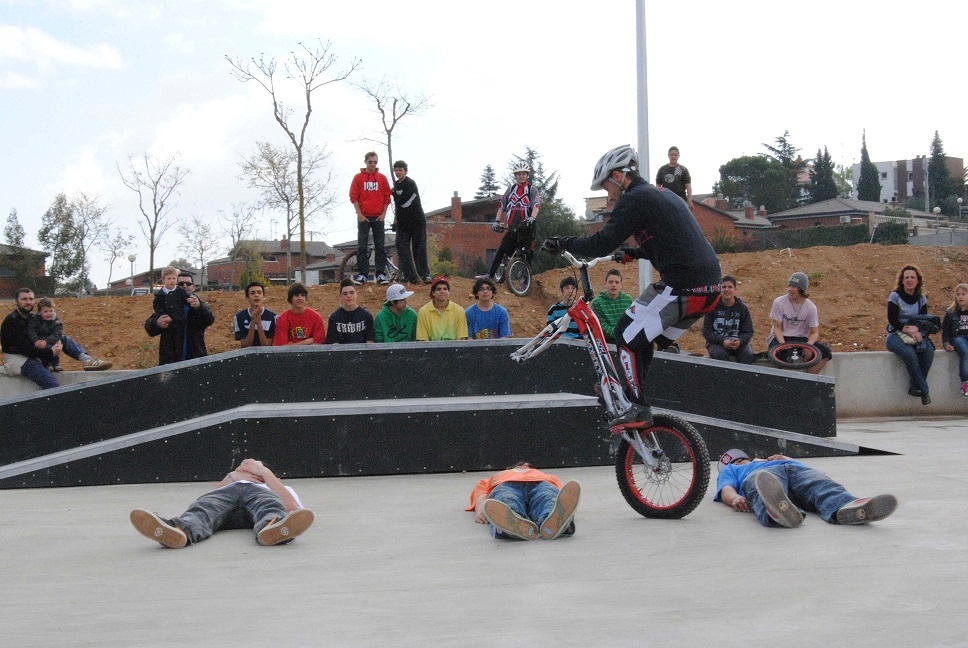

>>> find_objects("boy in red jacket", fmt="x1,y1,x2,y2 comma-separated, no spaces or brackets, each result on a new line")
349,151,392,286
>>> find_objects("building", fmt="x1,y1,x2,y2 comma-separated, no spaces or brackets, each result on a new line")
851,155,964,205
206,239,339,288
767,198,941,230
0,244,49,296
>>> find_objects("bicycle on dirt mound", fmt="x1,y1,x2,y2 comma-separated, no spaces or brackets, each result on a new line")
337,246,403,285
492,221,536,297
510,249,710,519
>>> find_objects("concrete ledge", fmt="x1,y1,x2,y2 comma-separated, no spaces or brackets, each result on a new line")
0,368,128,397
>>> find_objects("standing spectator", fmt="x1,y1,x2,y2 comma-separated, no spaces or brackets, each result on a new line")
886,264,936,405
546,276,581,339
416,276,468,341
391,160,431,285
177,271,213,358
465,277,511,340
27,297,65,372
273,283,325,346
374,283,418,343
591,268,633,343
478,161,540,280
767,272,831,375
942,283,968,398
1,288,110,390
702,275,755,364
349,151,392,286
325,279,375,344
144,269,214,365
234,282,276,347
654,145,692,207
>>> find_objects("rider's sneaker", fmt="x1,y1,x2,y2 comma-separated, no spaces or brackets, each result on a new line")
835,494,898,525
750,471,803,528
376,274,390,285
353,274,367,286
539,480,580,540
607,403,653,431
483,499,537,540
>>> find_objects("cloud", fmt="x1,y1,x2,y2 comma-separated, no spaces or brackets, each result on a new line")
0,70,41,88
0,24,123,70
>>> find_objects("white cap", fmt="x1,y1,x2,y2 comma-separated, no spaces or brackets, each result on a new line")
718,448,750,473
386,283,414,302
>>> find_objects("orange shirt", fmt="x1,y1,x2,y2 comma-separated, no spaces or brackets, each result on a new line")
465,467,563,511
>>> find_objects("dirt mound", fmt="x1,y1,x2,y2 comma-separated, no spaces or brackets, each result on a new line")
5,244,966,370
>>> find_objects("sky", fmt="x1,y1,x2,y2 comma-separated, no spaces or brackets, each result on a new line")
2,0,966,287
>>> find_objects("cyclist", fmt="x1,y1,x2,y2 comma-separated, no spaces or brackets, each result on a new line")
544,145,721,428
477,161,540,280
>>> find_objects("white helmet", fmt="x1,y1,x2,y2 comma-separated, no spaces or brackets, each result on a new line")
590,145,638,191
512,161,531,175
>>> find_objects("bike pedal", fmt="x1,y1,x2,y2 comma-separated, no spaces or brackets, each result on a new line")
608,420,652,436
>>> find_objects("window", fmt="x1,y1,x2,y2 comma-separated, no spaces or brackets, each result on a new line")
880,172,888,179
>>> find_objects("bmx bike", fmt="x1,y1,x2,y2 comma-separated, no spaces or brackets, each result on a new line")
510,249,710,519
491,222,535,297
768,341,822,371
338,245,403,285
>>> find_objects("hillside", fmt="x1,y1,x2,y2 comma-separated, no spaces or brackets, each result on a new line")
4,244,967,370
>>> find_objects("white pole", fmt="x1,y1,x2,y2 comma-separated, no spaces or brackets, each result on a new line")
635,0,653,292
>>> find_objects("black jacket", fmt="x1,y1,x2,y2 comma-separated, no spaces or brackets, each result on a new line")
144,295,214,365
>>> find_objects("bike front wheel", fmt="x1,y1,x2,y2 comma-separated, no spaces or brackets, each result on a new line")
506,258,532,297
614,413,710,519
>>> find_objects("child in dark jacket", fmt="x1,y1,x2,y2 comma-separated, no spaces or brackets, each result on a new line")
941,282,968,398
27,297,64,371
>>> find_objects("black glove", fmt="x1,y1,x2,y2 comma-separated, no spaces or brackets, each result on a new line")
619,247,642,264
542,237,574,256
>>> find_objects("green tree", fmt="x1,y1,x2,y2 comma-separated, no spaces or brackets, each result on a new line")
475,164,500,199
928,130,958,215
856,131,881,202
4,208,25,246
714,155,797,212
237,243,269,289
808,147,839,203
834,164,853,198
37,193,83,290
532,200,584,273
3,208,40,287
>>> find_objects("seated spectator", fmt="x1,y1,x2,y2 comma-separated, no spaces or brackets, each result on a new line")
467,462,580,541
130,458,314,548
591,268,632,342
144,268,214,365
886,264,941,406
234,282,276,347
374,283,418,343
1,288,111,390
273,283,325,346
416,276,468,341
326,279,375,344
702,275,754,364
766,271,831,375
547,276,581,339
465,277,511,340
27,297,65,372
715,448,898,529
942,282,968,398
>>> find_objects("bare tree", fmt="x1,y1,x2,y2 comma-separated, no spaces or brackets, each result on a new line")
356,76,430,165
219,202,258,289
177,214,220,285
226,40,359,277
71,192,111,294
118,153,189,288
99,228,135,286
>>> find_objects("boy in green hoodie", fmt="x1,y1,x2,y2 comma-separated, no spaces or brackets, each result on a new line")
374,283,418,342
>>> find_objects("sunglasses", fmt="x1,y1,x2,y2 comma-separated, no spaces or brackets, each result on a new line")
178,281,194,287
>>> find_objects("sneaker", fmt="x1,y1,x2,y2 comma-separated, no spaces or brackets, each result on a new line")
908,387,922,397
82,358,112,371
422,276,433,284
836,494,898,525
376,273,390,285
474,274,491,280
607,403,653,431
353,274,367,286
962,382,968,398
257,508,315,546
751,471,803,528
130,509,187,548
482,499,537,540
539,480,581,540
51,364,64,373
921,393,931,406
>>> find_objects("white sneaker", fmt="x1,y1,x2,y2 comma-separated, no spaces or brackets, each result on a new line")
376,274,389,285
352,274,367,286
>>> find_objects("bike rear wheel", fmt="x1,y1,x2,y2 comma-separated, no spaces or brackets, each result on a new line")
769,342,822,370
614,413,710,519
506,258,532,297
338,251,358,279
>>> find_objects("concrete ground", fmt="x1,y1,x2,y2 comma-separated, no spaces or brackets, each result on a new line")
1,418,965,648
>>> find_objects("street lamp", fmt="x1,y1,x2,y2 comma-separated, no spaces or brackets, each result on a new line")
128,254,137,295
958,197,963,221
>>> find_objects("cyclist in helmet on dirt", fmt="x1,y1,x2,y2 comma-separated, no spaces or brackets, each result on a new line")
478,161,540,281
544,145,722,428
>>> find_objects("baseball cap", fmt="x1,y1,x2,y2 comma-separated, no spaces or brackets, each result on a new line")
386,283,414,302
718,448,750,473
429,275,449,295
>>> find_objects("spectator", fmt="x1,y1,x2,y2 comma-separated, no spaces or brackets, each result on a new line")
478,161,539,280
349,151,392,286
416,276,468,341
1,288,111,389
654,145,692,207
702,275,755,364
766,271,831,375
234,282,277,347
326,279,375,344
130,458,314,548
715,448,898,529
27,297,65,372
374,283,418,343
391,160,431,285
144,269,214,365
942,282,968,398
273,283,325,346
885,264,936,405
465,277,511,340
591,268,633,343
547,276,581,339
467,462,580,541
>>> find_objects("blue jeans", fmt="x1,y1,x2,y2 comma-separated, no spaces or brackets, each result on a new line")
951,336,968,382
20,335,87,389
487,481,575,539
742,463,856,527
886,332,934,394
171,482,288,545
356,217,388,276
